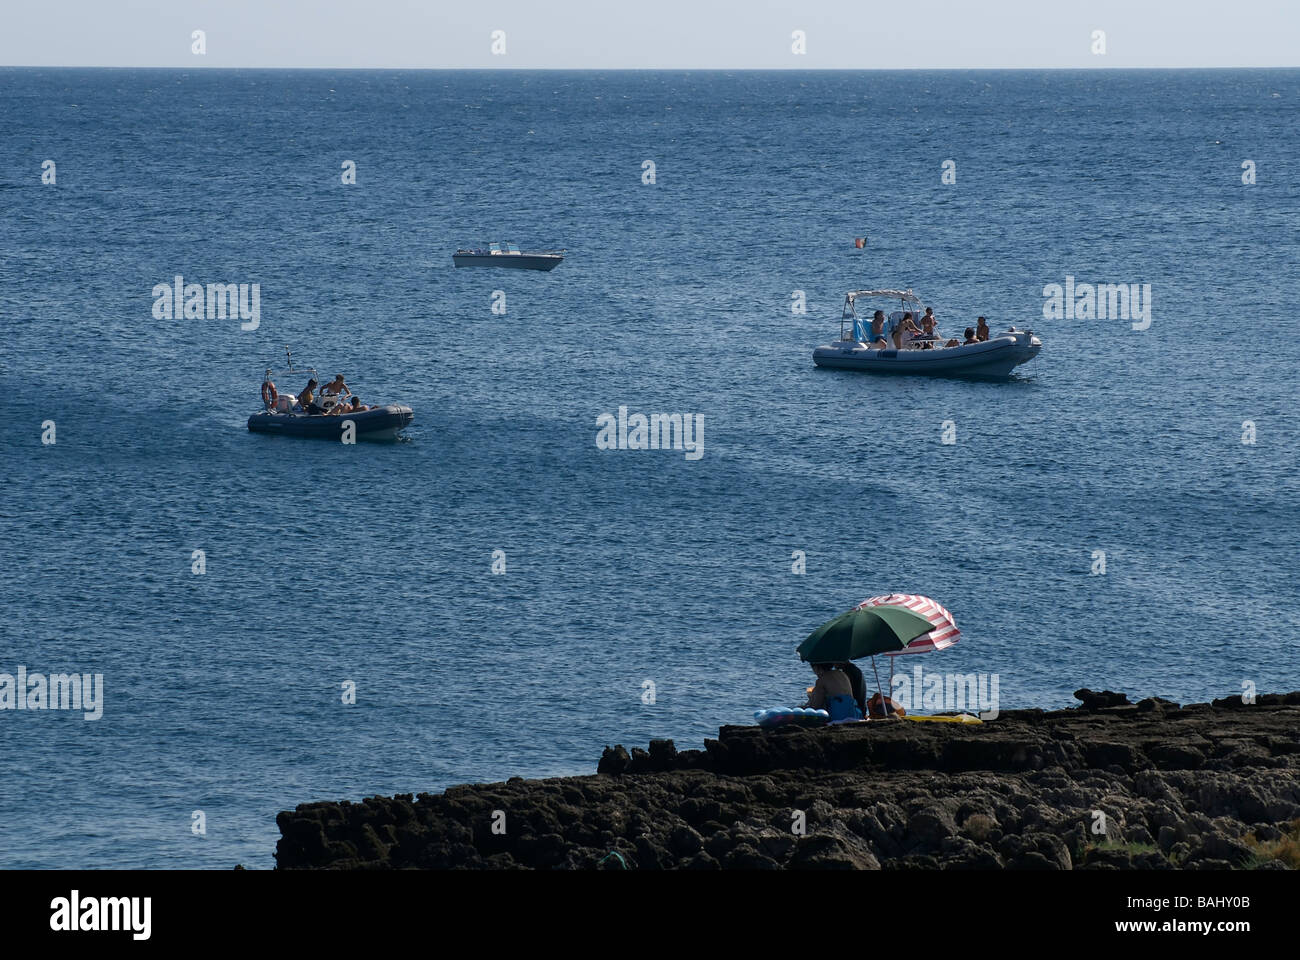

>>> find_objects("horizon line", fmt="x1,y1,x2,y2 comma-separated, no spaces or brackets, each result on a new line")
3,64,1299,72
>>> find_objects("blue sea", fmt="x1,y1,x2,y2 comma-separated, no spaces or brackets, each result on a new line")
2,68,1298,869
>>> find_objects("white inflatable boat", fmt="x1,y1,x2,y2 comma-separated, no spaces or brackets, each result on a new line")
812,289,1041,378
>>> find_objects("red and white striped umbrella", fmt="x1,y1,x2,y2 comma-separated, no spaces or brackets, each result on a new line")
856,594,960,655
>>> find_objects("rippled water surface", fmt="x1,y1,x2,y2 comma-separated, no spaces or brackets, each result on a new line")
2,68,1298,867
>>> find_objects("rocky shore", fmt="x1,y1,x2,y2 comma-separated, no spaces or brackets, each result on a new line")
275,692,1300,869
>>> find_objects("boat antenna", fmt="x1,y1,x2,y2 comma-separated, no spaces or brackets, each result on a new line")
284,345,293,373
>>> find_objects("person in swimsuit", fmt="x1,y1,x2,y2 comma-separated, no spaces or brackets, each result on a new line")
918,314,941,348
976,316,990,342
963,327,978,345
322,374,351,400
893,314,922,349
332,395,370,415
803,663,865,721
868,309,889,347
297,378,325,415
836,661,868,718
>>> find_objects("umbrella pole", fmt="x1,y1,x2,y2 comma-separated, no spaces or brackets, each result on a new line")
870,656,887,718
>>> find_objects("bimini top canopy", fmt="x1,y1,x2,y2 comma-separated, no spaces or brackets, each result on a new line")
839,289,927,338
845,289,921,303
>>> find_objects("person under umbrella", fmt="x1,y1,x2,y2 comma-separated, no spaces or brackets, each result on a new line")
797,602,935,718
837,660,868,717
801,663,864,722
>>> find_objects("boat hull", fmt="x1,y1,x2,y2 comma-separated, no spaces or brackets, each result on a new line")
813,332,1041,378
452,254,562,271
247,404,414,441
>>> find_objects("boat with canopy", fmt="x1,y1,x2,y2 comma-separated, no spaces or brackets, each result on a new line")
813,289,1041,377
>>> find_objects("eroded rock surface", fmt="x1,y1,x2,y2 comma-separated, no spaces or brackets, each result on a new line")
275,693,1300,869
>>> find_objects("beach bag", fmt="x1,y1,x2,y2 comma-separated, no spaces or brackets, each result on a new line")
867,693,905,718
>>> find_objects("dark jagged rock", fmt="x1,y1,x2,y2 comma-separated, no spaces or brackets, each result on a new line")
1073,689,1132,710
597,745,630,775
276,693,1300,870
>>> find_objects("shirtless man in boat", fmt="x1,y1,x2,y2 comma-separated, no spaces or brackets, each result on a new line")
867,309,889,347
296,378,325,415
919,311,942,348
976,316,990,342
321,374,352,401
331,395,371,415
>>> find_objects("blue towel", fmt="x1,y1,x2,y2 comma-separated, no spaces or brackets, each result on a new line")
826,694,864,722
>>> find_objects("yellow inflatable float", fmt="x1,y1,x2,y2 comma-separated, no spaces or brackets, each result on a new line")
902,713,983,724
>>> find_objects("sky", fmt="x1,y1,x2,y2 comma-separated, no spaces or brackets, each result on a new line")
0,0,1297,69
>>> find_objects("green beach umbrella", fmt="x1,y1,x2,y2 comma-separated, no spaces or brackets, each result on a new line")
797,604,936,718
797,604,935,664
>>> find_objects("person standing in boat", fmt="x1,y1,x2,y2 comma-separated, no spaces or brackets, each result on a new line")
976,316,990,342
321,374,352,404
919,311,941,344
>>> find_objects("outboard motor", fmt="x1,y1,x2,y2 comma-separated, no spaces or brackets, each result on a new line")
1009,328,1042,360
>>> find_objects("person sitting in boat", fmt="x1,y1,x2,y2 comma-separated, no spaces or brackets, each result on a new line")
332,395,370,415
296,378,326,415
893,313,923,349
802,663,864,722
867,309,889,347
962,327,978,345
976,316,990,341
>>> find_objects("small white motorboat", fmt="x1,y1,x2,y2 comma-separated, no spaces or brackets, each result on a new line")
813,289,1041,378
452,242,564,271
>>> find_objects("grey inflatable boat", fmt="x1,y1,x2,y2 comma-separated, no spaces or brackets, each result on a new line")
247,404,413,441
247,355,413,441
813,289,1042,378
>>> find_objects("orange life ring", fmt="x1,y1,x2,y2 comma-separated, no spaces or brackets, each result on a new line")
261,381,278,407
